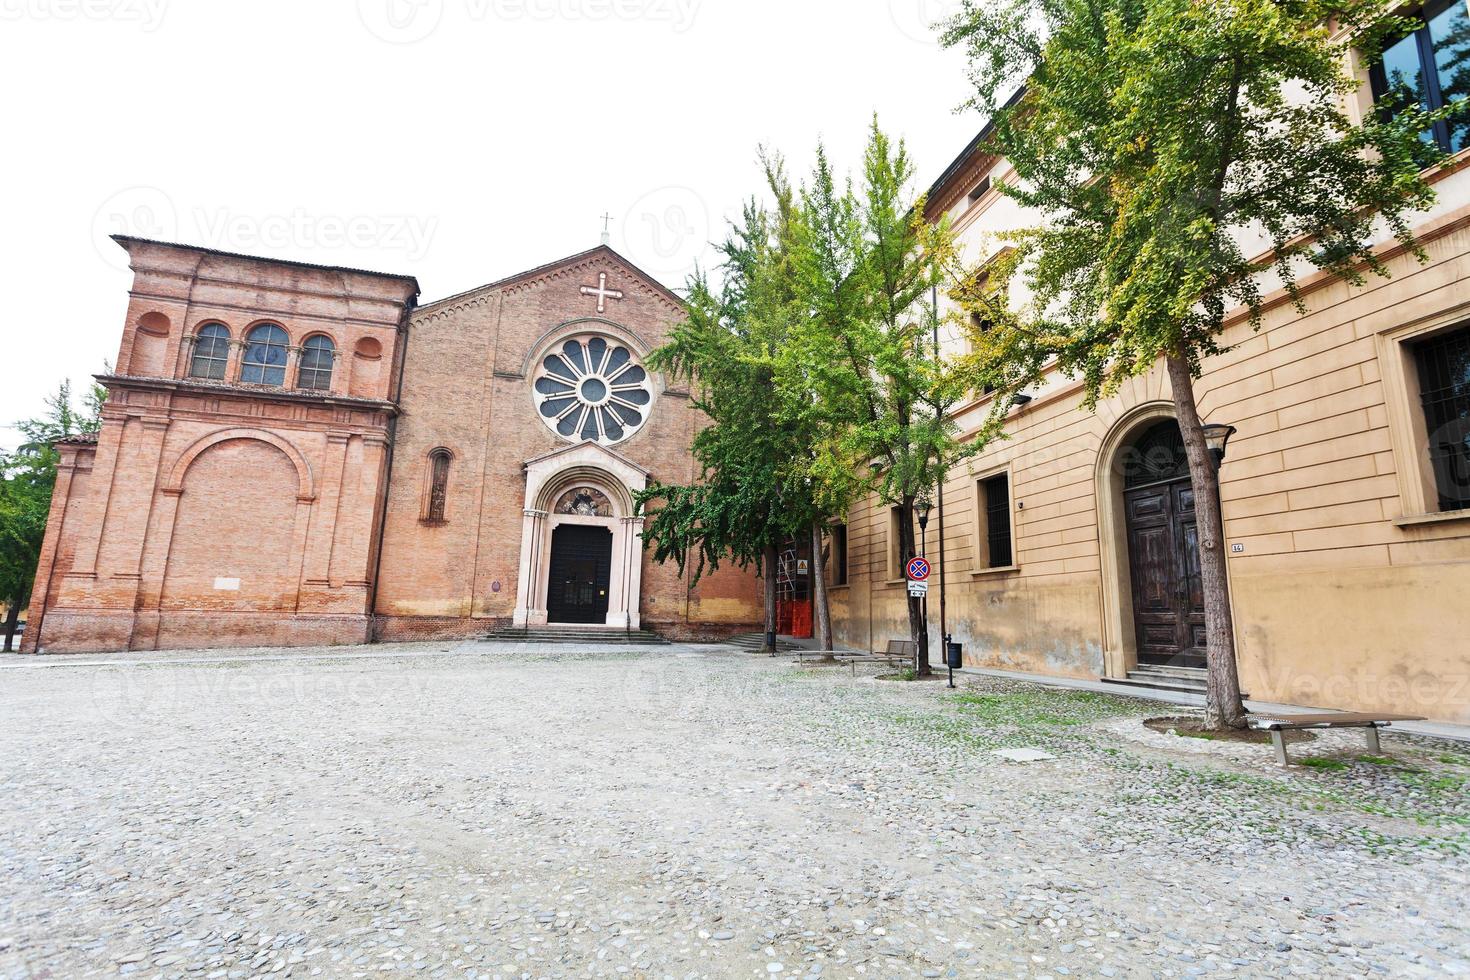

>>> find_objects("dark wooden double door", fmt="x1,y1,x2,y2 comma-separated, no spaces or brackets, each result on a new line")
1124,477,1207,668
547,524,612,624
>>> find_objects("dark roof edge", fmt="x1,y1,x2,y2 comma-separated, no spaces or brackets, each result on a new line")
416,244,687,315
923,85,1029,208
112,235,422,294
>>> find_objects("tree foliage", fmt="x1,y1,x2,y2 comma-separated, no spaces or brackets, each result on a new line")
782,120,981,671
942,0,1451,400
636,158,813,585
941,0,1451,722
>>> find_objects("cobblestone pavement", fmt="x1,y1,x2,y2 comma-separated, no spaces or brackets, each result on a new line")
1,641,1467,979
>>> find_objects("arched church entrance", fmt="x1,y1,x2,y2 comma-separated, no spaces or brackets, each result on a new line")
1120,419,1206,668
513,442,648,630
546,489,615,624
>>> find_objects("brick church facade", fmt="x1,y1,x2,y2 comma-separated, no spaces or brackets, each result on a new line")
22,237,762,653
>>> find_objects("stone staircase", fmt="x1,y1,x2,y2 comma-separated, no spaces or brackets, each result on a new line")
1100,664,1248,698
724,631,804,654
483,625,670,646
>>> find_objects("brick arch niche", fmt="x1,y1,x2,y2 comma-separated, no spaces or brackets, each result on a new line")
512,442,648,629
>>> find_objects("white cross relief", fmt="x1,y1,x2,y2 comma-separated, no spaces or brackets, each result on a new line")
579,272,625,314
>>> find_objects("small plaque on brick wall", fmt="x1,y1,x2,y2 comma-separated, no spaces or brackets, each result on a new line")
213,577,241,591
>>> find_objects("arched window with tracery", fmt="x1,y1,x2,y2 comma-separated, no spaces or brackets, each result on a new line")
189,322,231,380
297,335,335,391
425,449,452,523
241,323,289,386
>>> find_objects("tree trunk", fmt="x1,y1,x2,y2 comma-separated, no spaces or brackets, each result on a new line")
2,602,20,653
810,520,834,660
897,498,931,676
1167,352,1248,730
763,542,779,654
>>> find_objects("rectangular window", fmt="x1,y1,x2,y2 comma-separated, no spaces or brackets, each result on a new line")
1412,325,1470,511
976,474,1014,569
888,507,905,580
828,523,849,586
967,175,992,203
1371,0,1470,159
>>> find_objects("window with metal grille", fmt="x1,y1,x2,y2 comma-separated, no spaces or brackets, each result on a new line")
189,323,230,380
425,449,451,522
980,474,1013,568
240,323,289,386
297,335,335,390
1412,325,1470,511
828,523,849,586
1371,0,1470,160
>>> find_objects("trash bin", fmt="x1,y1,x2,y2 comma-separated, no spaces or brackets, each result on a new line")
946,640,963,669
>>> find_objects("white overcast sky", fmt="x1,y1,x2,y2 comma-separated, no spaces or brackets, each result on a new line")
0,0,981,449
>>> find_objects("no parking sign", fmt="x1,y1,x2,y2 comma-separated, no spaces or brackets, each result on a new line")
906,557,930,581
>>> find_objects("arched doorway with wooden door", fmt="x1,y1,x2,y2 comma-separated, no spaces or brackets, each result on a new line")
1119,419,1207,670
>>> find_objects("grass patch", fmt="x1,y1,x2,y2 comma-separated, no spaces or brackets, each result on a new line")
1357,755,1396,766
1300,757,1349,772
950,688,1138,729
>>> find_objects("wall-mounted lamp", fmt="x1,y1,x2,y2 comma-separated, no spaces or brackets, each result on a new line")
1202,423,1237,468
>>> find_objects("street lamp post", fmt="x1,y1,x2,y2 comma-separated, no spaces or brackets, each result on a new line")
914,498,932,674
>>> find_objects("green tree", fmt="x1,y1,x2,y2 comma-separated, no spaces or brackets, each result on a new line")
0,378,105,650
787,121,979,674
637,159,828,652
942,0,1451,725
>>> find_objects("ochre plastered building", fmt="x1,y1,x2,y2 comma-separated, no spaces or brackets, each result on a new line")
23,237,761,654
828,79,1470,724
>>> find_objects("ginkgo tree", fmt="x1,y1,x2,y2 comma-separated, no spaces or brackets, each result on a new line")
783,121,980,674
942,0,1456,725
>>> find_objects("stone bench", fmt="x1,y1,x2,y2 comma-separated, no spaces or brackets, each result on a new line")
1247,711,1425,767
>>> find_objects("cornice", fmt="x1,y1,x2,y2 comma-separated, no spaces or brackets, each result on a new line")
97,374,400,415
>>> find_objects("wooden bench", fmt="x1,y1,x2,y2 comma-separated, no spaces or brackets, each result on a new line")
837,639,917,677
1247,711,1426,767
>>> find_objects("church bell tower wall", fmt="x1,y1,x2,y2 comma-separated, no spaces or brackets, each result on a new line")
23,238,419,654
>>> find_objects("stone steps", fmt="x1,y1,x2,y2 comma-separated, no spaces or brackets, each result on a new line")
725,631,803,653
483,626,670,646
1100,665,1248,698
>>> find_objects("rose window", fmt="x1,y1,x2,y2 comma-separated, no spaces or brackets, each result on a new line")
534,336,652,445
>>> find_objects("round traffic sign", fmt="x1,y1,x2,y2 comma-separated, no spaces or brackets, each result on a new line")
907,557,930,581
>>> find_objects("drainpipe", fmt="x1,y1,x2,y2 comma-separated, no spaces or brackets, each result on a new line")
932,283,948,651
